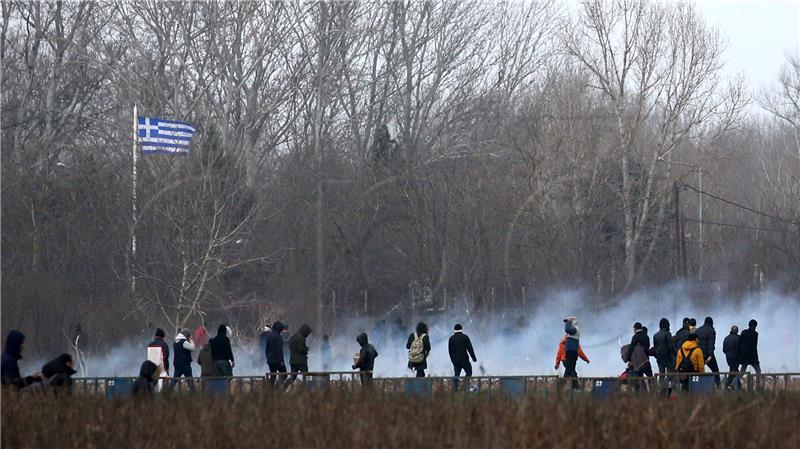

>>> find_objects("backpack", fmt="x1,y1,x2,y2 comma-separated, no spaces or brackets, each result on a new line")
677,348,696,373
408,333,426,364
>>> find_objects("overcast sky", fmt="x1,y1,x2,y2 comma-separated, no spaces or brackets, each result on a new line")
693,0,799,90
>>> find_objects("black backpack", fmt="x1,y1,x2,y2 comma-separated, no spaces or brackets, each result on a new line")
677,348,696,373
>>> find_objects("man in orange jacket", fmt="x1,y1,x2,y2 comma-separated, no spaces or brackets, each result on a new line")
555,316,590,389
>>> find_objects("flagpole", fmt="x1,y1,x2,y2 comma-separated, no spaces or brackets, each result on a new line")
131,105,138,298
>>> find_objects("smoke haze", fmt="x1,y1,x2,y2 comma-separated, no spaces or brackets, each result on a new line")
22,285,799,379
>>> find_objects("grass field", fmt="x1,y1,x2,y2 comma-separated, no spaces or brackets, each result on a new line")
3,389,799,448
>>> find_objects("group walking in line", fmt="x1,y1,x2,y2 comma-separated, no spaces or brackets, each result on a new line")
603,315,762,395
1,311,762,397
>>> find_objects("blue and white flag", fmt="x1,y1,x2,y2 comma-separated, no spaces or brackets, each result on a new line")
137,116,196,155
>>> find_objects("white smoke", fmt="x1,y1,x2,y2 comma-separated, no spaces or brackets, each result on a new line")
19,284,800,378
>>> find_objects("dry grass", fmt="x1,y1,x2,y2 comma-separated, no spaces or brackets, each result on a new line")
3,389,799,449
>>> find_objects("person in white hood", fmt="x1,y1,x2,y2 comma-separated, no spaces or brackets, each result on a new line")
171,328,196,391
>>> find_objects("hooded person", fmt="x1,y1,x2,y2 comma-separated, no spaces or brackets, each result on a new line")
266,321,288,384
209,324,235,377
723,325,741,390
672,317,691,355
555,316,589,390
258,325,272,360
653,318,675,374
448,324,477,391
675,333,705,393
406,322,431,377
146,328,170,389
171,329,196,391
197,342,215,377
41,353,77,394
738,319,761,388
286,324,312,387
353,333,379,385
695,316,720,386
132,360,158,397
1,330,42,388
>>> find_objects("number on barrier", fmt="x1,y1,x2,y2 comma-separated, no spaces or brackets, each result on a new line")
108,380,115,386
691,376,699,382
595,380,603,387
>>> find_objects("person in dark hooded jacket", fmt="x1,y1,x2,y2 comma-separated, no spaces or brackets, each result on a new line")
406,322,431,377
266,321,287,385
672,317,691,355
739,319,761,388
353,333,378,385
1,330,42,388
652,318,675,374
209,325,235,377
695,316,720,386
286,324,312,386
41,353,76,394
132,360,158,397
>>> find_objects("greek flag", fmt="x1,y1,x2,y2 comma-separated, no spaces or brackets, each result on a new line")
137,116,196,155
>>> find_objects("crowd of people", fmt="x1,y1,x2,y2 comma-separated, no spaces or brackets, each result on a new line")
0,313,763,397
608,316,762,393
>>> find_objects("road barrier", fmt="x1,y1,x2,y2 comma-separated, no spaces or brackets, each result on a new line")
71,371,800,398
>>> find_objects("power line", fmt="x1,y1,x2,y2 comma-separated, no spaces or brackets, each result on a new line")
682,183,799,226
682,217,785,233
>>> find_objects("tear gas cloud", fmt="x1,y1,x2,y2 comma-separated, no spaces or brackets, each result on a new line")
26,285,799,378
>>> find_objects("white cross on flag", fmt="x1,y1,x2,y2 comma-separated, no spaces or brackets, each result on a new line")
137,116,196,155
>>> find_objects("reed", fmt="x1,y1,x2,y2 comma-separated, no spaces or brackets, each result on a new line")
3,390,798,448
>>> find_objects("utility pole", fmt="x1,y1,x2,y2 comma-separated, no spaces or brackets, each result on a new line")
316,181,323,332
673,182,688,279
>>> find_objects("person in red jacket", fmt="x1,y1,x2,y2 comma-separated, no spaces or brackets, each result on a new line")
555,316,589,389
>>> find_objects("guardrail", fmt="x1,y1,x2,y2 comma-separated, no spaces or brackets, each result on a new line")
70,371,800,399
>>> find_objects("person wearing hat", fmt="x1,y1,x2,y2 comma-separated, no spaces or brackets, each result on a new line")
448,324,477,391
624,322,653,382
146,328,170,390
555,316,589,390
171,328,196,391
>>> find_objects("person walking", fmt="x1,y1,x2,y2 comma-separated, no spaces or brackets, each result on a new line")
675,333,705,393
209,325,235,377
738,319,761,389
147,328,170,390
197,343,215,377
352,333,378,385
652,318,675,394
672,317,691,356
266,321,288,385
1,330,42,388
321,335,332,371
258,325,271,364
555,316,589,390
286,324,312,387
448,324,477,391
723,325,741,391
407,322,431,377
695,316,720,387
172,329,196,391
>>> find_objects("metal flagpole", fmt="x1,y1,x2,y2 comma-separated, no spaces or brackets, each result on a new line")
131,105,138,297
